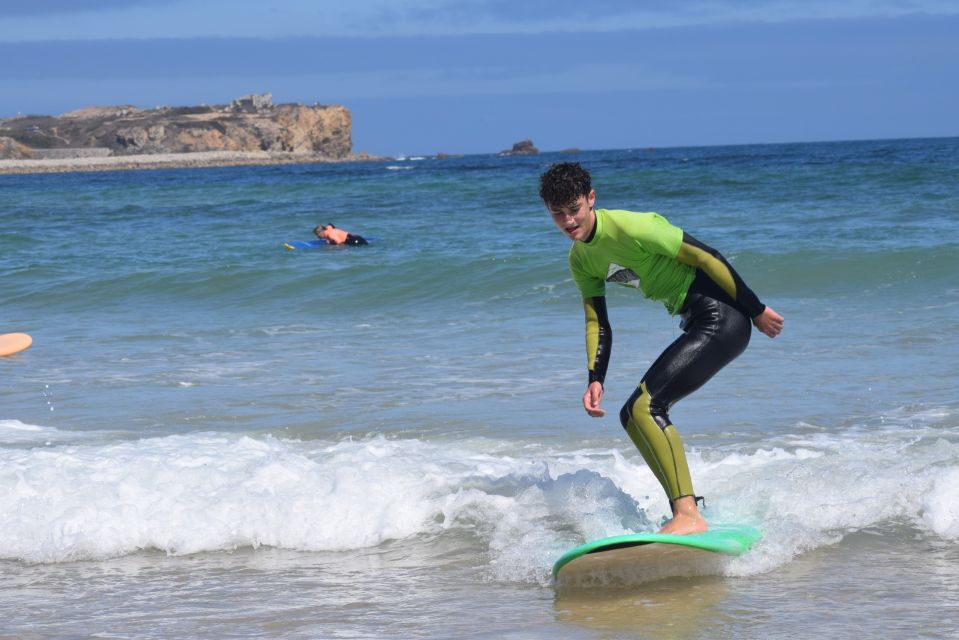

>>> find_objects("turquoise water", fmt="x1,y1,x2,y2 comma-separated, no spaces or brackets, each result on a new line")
2,138,959,638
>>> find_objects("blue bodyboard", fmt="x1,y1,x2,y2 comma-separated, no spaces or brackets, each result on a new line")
283,238,376,250
283,239,328,250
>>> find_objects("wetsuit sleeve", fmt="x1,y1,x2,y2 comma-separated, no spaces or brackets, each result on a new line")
584,296,612,386
676,232,765,318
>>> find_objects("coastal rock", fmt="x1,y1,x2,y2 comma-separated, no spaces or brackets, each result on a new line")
0,136,33,159
115,125,167,152
0,95,352,159
499,139,539,156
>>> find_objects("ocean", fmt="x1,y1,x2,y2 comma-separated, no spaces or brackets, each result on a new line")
1,137,958,639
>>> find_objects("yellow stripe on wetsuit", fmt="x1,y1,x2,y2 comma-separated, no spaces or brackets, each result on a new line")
584,297,611,385
675,232,765,318
676,243,737,301
620,382,695,501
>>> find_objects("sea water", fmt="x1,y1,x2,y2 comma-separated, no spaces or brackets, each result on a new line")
1,138,958,639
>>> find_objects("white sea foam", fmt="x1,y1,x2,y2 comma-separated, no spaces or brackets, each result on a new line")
0,419,83,446
921,467,959,539
2,421,957,587
1,433,445,563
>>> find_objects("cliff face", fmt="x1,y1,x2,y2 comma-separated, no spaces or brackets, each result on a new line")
0,96,352,159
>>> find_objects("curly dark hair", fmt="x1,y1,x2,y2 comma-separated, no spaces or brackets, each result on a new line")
539,162,592,207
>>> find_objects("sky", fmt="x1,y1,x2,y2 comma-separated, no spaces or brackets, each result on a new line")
1,0,957,156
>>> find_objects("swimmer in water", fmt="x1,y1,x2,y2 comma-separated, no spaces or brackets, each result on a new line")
314,223,369,246
540,162,784,535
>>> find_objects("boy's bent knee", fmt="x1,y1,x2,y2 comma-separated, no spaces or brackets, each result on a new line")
621,384,671,431
619,386,644,429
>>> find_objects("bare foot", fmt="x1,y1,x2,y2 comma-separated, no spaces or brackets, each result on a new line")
658,512,708,535
657,496,708,535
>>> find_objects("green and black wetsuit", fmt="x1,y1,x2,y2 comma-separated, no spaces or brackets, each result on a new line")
569,209,765,505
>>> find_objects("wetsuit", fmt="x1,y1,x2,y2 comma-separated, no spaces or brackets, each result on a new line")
569,209,765,506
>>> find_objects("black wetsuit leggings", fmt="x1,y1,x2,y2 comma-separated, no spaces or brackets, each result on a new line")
618,272,752,503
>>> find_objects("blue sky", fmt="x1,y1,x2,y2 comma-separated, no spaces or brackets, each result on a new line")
2,0,957,155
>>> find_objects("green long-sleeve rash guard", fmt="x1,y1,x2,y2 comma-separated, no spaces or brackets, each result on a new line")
570,209,765,386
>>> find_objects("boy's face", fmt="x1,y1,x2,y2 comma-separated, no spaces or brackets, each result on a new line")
546,189,596,242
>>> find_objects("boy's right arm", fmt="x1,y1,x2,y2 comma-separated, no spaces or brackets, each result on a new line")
583,296,611,417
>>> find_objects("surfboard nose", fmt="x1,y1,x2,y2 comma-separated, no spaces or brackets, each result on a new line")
0,332,33,357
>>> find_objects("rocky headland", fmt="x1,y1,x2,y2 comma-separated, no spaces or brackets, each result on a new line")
0,93,369,174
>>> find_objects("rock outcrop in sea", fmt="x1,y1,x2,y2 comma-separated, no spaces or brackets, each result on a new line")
0,93,352,160
499,139,539,156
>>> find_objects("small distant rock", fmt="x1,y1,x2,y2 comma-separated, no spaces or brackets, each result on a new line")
499,139,539,156
560,147,580,154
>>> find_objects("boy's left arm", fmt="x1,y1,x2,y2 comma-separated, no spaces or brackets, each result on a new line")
676,232,784,337
675,232,765,317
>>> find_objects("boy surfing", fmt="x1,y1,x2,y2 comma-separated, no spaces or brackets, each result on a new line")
540,163,783,535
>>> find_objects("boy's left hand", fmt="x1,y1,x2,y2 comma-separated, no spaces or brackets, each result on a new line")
753,306,784,338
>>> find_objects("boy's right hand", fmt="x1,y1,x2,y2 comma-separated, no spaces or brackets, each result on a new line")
583,381,606,417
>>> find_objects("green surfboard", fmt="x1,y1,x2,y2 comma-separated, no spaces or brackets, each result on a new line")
553,525,761,578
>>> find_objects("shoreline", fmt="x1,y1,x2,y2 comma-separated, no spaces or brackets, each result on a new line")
0,150,384,175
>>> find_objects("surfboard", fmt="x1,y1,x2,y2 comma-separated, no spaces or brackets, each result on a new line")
0,333,33,357
284,239,328,250
553,525,761,579
283,238,377,250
